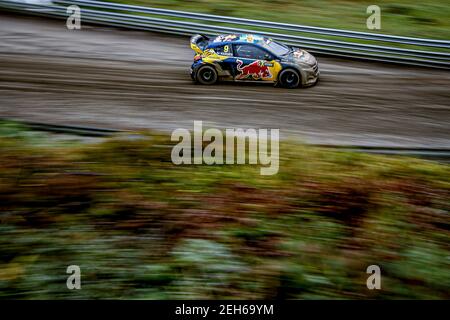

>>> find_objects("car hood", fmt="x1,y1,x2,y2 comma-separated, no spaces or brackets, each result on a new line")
284,48,316,66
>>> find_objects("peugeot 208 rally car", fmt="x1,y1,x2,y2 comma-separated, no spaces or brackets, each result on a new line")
190,34,319,88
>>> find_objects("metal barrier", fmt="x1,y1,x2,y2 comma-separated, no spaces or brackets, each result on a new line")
1,118,449,160
1,0,449,68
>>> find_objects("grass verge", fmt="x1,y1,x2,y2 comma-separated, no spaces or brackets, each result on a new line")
0,121,448,299
105,0,450,40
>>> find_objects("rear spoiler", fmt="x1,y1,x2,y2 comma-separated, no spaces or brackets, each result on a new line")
190,34,210,54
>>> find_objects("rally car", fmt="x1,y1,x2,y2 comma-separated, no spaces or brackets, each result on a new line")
190,34,319,88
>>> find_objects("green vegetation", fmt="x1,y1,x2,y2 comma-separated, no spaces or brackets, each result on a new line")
106,0,450,40
0,122,449,299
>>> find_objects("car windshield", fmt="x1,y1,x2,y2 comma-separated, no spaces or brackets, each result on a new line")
263,39,290,56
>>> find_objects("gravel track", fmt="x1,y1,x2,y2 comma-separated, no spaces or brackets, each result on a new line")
1,12,449,147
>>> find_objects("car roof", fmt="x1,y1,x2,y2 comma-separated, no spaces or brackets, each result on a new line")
208,34,268,47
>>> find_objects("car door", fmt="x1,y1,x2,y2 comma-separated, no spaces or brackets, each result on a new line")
208,44,236,81
232,43,279,81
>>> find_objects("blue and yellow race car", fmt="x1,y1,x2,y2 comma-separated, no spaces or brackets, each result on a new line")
190,34,319,88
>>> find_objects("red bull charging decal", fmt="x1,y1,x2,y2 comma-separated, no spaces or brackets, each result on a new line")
236,59,272,80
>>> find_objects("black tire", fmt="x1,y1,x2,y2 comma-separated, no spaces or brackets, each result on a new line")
196,65,218,85
278,68,301,89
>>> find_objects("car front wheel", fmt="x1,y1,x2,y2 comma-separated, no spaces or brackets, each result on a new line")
278,69,301,89
196,65,218,85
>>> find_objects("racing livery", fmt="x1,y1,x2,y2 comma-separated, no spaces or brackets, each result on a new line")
236,59,272,80
190,33,319,88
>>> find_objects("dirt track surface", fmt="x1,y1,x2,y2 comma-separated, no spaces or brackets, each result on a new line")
0,13,449,147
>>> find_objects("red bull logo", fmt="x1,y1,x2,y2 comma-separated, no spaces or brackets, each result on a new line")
236,59,272,80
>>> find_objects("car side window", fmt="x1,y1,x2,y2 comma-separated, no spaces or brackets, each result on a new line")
214,44,233,56
234,44,272,60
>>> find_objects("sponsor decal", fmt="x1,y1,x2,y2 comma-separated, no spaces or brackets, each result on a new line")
236,59,272,80
214,34,238,42
224,34,238,41
293,50,304,58
202,49,215,57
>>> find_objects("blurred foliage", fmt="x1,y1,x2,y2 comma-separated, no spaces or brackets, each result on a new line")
0,122,449,299
106,0,450,40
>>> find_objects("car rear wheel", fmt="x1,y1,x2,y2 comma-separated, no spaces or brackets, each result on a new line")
278,69,301,89
196,65,218,85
